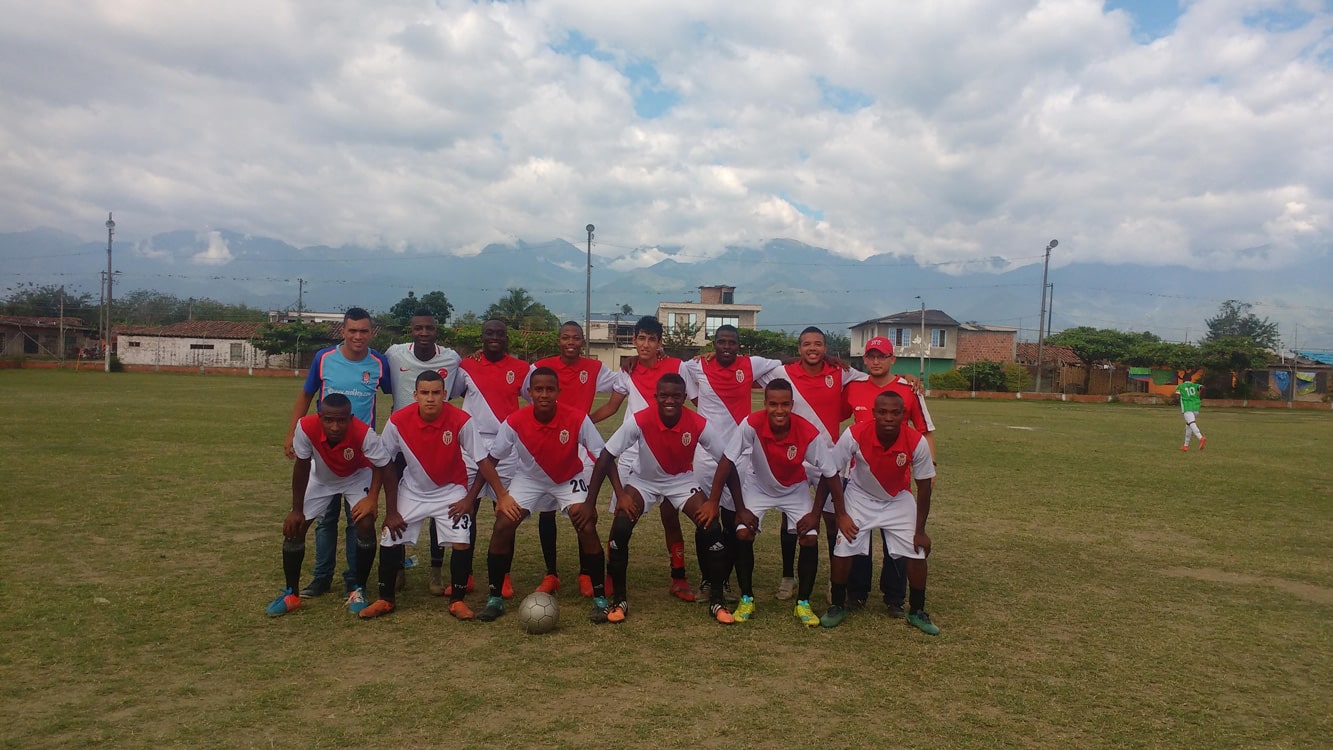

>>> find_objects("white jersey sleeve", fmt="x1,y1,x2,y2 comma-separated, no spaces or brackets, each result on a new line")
696,419,726,462
596,364,619,394
488,421,518,464
610,369,630,396
293,421,315,460
912,436,936,481
579,415,607,456
603,416,642,459
519,364,537,402
723,419,757,464
804,432,838,479
457,418,482,475
830,427,857,473
750,356,785,383
379,420,403,457
359,429,391,468
842,367,869,385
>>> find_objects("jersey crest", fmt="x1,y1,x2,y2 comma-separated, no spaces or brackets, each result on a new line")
342,447,355,460
896,452,907,467
442,430,454,446
559,429,570,444
735,369,745,383
506,369,516,384
579,370,589,384
786,444,798,460
362,371,371,384
682,432,693,446
824,374,834,388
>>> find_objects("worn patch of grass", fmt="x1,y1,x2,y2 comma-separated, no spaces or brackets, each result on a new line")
1,370,1329,748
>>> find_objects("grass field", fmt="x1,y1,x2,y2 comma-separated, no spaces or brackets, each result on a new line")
1,369,1330,749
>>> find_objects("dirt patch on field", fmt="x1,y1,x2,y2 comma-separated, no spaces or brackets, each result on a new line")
1161,567,1333,605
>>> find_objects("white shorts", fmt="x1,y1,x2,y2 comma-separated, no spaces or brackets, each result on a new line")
381,485,472,547
832,489,924,560
508,468,593,515
302,489,365,521
1183,411,1198,426
694,449,735,511
622,472,703,517
737,476,817,536
479,461,516,501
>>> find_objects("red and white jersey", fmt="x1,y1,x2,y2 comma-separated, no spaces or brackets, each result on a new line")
683,355,784,428
455,354,535,441
604,407,724,486
832,421,935,504
293,414,391,497
380,403,480,502
725,411,836,497
490,403,606,485
758,362,867,440
843,377,935,432
385,342,462,412
533,355,618,415
611,356,697,415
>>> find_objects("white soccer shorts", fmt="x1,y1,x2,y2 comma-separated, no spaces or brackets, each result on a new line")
832,489,924,560
380,485,471,547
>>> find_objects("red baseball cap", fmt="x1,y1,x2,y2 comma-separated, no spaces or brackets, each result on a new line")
865,336,894,356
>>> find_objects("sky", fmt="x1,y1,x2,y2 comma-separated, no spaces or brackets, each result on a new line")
1,0,1330,283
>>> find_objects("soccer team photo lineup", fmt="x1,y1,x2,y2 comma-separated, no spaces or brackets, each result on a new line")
272,309,947,634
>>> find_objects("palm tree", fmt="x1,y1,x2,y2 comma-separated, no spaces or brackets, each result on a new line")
483,287,559,331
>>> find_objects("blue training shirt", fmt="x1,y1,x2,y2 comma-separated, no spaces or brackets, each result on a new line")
304,346,392,427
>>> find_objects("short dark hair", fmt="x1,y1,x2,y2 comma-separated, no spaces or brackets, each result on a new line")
799,326,824,341
560,320,583,332
321,393,352,411
530,366,559,387
764,377,793,396
635,316,664,338
344,307,371,323
411,309,436,320
715,324,739,338
657,372,686,390
875,390,905,405
415,370,443,386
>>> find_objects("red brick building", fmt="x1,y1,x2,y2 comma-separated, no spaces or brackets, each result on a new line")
954,323,1018,366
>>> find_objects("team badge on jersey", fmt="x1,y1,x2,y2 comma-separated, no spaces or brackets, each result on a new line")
579,370,589,384
362,371,371,384
437,367,449,378
682,432,693,446
824,374,834,388
786,444,798,460
506,370,515,384
896,452,907,467
559,429,570,445
735,369,745,383
442,430,454,446
342,447,355,460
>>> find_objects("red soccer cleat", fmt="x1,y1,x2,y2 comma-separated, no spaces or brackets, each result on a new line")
669,578,696,602
535,574,560,595
501,574,515,599
1199,437,1207,451
448,600,475,620
578,574,594,598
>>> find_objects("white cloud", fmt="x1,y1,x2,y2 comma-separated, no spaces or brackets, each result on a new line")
0,0,1329,276
191,230,233,265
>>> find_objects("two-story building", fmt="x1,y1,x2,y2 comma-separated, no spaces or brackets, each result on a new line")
850,309,960,377
656,285,762,346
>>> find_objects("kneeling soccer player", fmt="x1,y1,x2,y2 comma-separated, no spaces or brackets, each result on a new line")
588,373,734,624
825,391,938,633
266,394,393,617
472,367,613,623
708,378,844,626
361,370,488,620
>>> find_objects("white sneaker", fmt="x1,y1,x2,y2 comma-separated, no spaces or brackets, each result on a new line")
775,577,796,600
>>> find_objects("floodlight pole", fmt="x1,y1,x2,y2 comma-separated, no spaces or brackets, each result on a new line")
1034,239,1057,392
585,224,595,357
104,213,115,373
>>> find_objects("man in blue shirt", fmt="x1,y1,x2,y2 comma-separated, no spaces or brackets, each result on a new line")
284,308,391,599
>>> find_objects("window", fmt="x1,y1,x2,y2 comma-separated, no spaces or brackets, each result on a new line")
704,315,739,339
892,328,909,347
673,312,698,329
931,329,947,348
127,341,142,348
230,343,244,362
189,343,215,350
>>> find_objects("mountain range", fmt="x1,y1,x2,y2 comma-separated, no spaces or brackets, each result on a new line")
4,227,1329,350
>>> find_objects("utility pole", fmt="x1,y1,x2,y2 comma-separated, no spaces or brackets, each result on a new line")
297,278,305,321
1034,239,1057,392
1046,283,1054,341
104,213,115,373
585,224,595,357
58,286,65,362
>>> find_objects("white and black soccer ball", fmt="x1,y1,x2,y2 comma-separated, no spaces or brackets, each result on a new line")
517,591,559,634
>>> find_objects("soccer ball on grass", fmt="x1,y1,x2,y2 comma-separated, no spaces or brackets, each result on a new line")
517,591,559,634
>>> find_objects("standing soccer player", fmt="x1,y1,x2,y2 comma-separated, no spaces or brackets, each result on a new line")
454,319,535,598
825,391,938,634
1176,380,1206,451
283,308,391,599
532,321,619,597
681,324,783,600
267,394,394,617
471,367,614,623
591,316,699,602
360,371,487,620
384,310,463,595
708,379,843,626
840,335,936,615
756,326,866,600
588,374,733,623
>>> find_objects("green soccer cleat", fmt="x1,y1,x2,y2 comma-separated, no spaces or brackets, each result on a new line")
266,588,301,617
477,596,506,622
820,605,847,628
907,609,940,636
734,595,755,622
794,600,820,627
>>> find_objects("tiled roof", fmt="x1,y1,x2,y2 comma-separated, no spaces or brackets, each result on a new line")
117,321,266,339
1015,342,1083,366
852,309,960,328
0,315,92,329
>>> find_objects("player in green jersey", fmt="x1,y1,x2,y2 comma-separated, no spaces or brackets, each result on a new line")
1175,380,1206,451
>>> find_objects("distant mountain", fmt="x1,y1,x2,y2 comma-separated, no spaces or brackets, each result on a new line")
3,228,1328,349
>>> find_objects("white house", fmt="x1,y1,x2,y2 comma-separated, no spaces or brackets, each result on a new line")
117,321,295,369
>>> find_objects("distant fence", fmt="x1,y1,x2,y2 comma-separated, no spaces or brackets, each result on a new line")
1,359,305,378
929,389,1332,410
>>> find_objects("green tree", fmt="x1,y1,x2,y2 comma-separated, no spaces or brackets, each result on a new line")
1003,363,1032,392
1127,341,1205,381
662,321,703,359
1204,300,1280,352
250,321,336,359
1201,336,1270,396
387,290,453,329
483,288,558,331
0,283,97,321
454,311,481,326
957,361,1007,391
825,332,852,359
1046,327,1148,393
735,328,796,359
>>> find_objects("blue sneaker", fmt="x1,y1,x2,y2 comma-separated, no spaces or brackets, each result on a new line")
266,588,301,617
477,596,506,622
589,596,611,623
344,586,368,616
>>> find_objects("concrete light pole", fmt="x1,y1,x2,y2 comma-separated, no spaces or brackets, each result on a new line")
585,224,595,357
1034,239,1057,392
104,213,115,373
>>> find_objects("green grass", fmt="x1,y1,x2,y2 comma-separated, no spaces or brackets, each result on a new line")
1,370,1330,748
